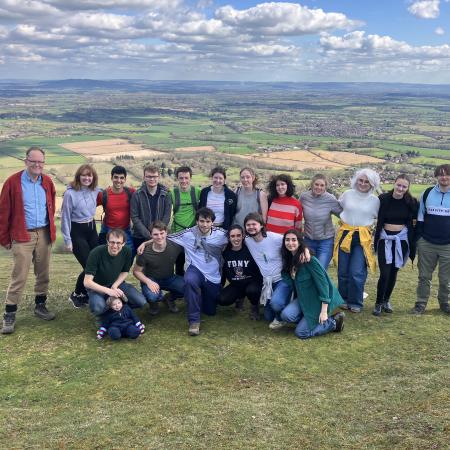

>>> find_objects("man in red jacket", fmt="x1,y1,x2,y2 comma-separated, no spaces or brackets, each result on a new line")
0,147,57,334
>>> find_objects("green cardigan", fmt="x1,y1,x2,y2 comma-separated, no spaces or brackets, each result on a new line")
282,256,344,329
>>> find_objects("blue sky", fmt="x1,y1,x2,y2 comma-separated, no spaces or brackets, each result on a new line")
0,0,449,82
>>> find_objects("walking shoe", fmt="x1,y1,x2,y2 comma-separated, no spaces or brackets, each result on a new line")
1,312,16,334
382,302,393,314
372,303,382,316
340,303,349,310
349,306,361,313
333,312,345,333
69,292,86,308
249,304,260,320
148,302,160,316
188,322,200,336
34,303,55,321
235,297,245,311
439,303,450,315
163,293,179,313
411,303,426,315
269,318,286,330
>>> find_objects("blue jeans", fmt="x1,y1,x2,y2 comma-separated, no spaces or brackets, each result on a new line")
88,282,146,316
303,237,334,270
141,274,185,302
263,279,293,321
184,266,221,324
280,301,336,339
337,231,367,309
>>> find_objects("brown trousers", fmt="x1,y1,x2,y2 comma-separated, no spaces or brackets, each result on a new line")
6,227,52,305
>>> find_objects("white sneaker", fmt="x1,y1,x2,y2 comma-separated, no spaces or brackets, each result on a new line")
269,318,286,330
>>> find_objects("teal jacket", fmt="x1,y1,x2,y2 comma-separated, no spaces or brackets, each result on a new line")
282,256,344,329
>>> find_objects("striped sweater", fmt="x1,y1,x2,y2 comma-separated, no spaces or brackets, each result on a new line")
266,196,303,235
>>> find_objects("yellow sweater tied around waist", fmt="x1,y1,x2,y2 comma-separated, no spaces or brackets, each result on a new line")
333,223,377,273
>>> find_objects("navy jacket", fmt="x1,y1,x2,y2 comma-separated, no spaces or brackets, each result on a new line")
199,184,237,230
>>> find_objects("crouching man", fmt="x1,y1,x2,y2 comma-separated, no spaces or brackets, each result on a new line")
84,228,146,318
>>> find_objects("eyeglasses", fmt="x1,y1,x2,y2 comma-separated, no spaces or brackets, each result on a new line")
107,240,124,246
26,159,45,165
145,175,159,179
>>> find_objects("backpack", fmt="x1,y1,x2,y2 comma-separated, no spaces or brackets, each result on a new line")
422,186,433,216
173,186,198,214
101,187,133,221
236,186,262,214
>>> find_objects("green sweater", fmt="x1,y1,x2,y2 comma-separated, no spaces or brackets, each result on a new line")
282,256,344,329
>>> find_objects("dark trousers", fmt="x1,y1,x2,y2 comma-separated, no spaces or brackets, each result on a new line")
184,265,221,324
108,324,140,340
71,221,98,295
175,251,186,276
376,238,408,304
218,280,262,306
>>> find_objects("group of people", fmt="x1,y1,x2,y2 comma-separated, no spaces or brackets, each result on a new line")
1,146,449,340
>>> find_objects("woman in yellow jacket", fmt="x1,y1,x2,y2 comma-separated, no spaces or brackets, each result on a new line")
333,169,381,312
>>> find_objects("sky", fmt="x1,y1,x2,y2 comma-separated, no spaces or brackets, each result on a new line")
0,0,450,83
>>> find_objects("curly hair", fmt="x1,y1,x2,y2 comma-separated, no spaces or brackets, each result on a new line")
267,173,295,201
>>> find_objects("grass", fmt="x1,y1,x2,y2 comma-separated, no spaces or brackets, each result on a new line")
0,251,448,449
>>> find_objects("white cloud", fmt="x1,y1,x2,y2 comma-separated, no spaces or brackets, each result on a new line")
407,0,440,19
435,26,445,35
216,2,361,35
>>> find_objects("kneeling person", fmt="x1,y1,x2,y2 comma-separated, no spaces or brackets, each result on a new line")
133,221,184,314
84,228,146,317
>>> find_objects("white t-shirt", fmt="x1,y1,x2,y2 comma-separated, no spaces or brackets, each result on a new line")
169,226,228,284
245,232,283,281
207,190,225,225
339,189,380,227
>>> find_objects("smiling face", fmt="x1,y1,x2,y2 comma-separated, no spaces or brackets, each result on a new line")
177,171,191,191
151,227,167,246
276,180,288,197
80,170,94,188
107,234,125,256
229,228,243,250
437,172,450,190
312,178,327,196
284,232,300,254
111,173,126,192
392,177,410,199
240,170,254,189
356,175,372,193
245,219,262,237
212,173,225,190
197,215,213,235
25,149,45,179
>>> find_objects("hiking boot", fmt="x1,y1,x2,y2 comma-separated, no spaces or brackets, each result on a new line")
69,292,86,308
34,303,55,321
333,312,345,333
269,318,286,330
372,303,382,317
148,302,160,316
411,303,426,315
235,297,245,311
163,293,179,313
382,301,393,314
188,322,200,336
439,303,450,315
1,312,16,334
249,304,260,320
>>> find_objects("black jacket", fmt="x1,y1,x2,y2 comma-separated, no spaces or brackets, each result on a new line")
199,185,237,230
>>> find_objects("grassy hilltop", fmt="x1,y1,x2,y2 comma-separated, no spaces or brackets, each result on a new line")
0,250,448,449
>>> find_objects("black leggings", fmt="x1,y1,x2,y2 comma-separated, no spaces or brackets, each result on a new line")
218,280,262,306
71,221,98,295
376,235,408,305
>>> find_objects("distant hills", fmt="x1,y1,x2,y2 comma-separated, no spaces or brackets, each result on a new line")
1,79,450,96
